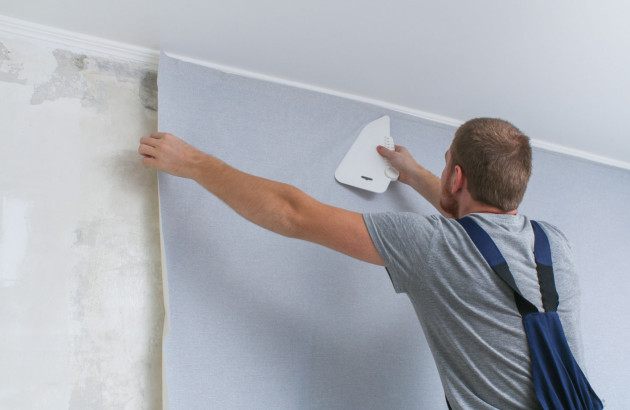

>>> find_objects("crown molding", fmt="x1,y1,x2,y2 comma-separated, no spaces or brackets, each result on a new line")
167,51,630,171
0,14,158,66
163,51,465,128
530,138,630,171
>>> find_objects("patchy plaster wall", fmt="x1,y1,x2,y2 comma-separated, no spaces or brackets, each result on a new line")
0,35,162,409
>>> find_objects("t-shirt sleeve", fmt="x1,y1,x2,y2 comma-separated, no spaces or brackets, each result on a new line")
363,212,439,293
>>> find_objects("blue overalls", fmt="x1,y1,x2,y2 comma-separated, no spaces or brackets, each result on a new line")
452,217,603,410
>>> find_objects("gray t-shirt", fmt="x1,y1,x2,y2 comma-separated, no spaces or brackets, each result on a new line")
363,212,583,410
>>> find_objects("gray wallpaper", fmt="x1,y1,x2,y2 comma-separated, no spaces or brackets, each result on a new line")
158,52,629,409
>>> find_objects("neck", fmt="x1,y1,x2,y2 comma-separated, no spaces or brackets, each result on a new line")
456,201,517,219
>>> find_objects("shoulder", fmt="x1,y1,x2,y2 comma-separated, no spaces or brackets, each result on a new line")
364,211,455,227
530,219,573,252
362,212,462,293
526,219,577,297
363,212,457,253
533,220,569,240
363,212,467,261
363,212,456,238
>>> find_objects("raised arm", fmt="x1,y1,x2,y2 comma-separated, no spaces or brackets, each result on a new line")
139,132,384,266
377,145,453,218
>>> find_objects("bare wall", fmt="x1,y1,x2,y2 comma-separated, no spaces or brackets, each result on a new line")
0,34,162,408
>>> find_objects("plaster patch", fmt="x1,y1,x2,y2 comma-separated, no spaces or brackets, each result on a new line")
0,42,27,85
0,197,31,287
31,49,87,105
30,48,157,112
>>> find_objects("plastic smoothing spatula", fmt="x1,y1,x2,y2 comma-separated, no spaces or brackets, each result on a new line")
335,115,399,193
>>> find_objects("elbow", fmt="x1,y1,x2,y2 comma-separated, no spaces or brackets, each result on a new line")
274,205,301,239
275,186,312,240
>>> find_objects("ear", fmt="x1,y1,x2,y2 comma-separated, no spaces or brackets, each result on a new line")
451,165,466,193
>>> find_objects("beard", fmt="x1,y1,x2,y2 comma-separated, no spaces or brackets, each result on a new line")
439,183,459,218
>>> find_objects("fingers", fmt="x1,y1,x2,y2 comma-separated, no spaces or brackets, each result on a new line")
139,137,157,149
376,145,394,158
141,155,157,168
139,133,170,150
377,144,407,156
138,132,191,175
138,142,157,158
138,134,166,169
141,132,171,146
139,132,177,156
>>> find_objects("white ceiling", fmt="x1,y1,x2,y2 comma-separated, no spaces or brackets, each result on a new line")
2,0,629,168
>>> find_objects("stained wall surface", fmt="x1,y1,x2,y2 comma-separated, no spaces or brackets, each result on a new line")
0,34,163,408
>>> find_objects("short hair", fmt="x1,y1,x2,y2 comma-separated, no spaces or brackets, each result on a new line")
450,118,532,211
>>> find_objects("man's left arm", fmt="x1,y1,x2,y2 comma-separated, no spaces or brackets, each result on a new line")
138,132,385,266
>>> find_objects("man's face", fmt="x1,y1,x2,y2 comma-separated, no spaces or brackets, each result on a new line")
440,148,458,218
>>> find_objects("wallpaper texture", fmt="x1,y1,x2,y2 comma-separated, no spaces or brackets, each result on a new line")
157,52,629,409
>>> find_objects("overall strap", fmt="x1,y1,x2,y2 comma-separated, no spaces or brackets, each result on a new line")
457,217,538,316
531,221,559,312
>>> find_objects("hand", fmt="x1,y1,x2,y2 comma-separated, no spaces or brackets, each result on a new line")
376,144,419,186
138,132,206,179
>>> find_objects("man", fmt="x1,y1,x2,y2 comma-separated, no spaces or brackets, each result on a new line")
139,118,583,409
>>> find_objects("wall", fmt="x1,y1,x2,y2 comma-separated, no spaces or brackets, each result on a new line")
157,53,630,409
0,34,163,408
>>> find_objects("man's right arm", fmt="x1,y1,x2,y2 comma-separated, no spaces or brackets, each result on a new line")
377,145,452,218
139,132,385,266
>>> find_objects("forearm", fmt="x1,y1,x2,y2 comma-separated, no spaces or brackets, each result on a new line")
377,144,452,217
405,163,451,217
191,152,305,237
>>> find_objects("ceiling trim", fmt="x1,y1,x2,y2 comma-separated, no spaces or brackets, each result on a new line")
0,14,158,66
1,14,628,171
530,139,630,171
163,51,464,128
161,52,630,171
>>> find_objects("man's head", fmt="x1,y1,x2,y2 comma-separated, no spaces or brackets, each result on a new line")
442,118,532,214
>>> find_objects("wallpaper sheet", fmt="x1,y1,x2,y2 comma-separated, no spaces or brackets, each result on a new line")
157,52,630,408
157,52,455,409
